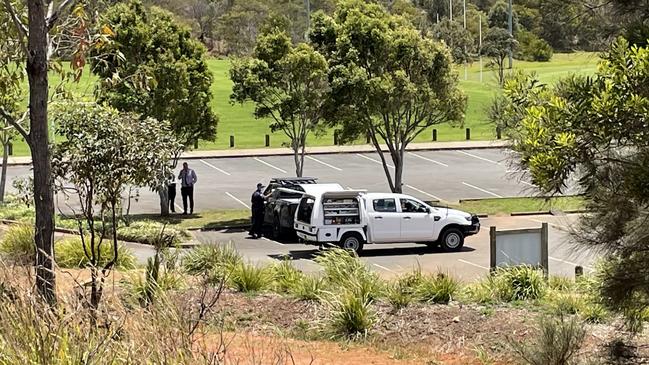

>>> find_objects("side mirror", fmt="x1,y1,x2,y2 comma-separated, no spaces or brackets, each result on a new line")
426,207,431,214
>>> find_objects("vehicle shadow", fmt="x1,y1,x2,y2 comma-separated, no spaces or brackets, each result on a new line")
268,245,475,261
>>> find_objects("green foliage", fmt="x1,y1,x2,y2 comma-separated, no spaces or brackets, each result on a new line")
482,27,518,85
122,267,185,306
291,275,326,301
466,266,547,303
270,259,304,294
0,224,33,263
432,19,475,64
116,221,191,246
414,272,460,304
230,262,272,292
91,0,218,145
181,243,242,282
55,237,136,270
230,28,329,175
516,30,553,62
311,0,466,192
488,0,519,31
386,268,423,309
509,315,586,365
315,248,383,301
323,284,376,339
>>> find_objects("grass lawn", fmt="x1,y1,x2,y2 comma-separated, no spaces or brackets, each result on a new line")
12,52,599,156
454,196,585,216
130,209,250,230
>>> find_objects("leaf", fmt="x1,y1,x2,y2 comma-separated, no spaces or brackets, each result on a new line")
101,25,115,37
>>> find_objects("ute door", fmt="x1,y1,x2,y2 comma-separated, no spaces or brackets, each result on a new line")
399,198,435,242
367,197,401,242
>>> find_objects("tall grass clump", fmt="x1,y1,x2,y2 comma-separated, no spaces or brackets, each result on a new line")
0,224,34,263
387,268,423,309
270,259,304,293
324,283,376,339
315,248,383,300
291,275,326,301
117,220,191,246
56,236,136,269
230,262,272,293
466,266,547,303
415,272,460,304
509,315,586,365
182,243,242,280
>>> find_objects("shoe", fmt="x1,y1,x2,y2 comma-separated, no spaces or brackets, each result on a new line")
182,212,187,215
190,210,193,215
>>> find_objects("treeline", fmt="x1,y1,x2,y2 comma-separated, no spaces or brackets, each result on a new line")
143,0,635,61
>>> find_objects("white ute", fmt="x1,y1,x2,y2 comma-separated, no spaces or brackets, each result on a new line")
294,190,480,253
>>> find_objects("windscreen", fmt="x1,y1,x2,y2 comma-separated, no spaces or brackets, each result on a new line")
296,197,315,224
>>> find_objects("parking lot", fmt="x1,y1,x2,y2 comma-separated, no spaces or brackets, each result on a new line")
4,148,578,213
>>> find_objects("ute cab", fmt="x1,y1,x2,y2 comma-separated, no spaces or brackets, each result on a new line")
294,191,480,253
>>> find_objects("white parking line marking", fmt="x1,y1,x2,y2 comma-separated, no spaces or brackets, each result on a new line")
549,256,593,271
458,151,501,165
373,263,398,273
458,259,489,270
462,182,503,198
261,237,285,246
408,152,449,167
174,203,183,212
199,159,231,176
356,153,394,169
520,181,535,187
306,155,342,171
225,192,250,209
404,184,445,202
253,157,287,173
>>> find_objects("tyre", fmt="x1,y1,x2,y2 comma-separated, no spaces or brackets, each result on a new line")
339,232,364,254
439,228,464,252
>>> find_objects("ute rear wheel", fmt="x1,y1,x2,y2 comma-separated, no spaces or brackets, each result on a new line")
440,228,464,252
339,233,364,254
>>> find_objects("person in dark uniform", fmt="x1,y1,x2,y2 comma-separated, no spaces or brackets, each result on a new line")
167,177,177,213
249,183,267,238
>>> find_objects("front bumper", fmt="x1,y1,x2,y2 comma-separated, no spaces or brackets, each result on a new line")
463,215,481,236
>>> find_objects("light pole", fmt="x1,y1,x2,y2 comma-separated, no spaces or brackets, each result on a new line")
449,0,453,21
305,0,310,41
507,0,513,69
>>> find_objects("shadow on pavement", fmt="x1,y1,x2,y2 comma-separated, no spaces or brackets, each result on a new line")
268,244,475,262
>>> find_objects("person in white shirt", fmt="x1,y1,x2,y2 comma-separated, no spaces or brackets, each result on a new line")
178,162,198,215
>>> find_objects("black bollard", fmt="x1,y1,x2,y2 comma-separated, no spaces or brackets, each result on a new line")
465,128,471,140
265,134,270,147
432,129,437,142
229,135,235,148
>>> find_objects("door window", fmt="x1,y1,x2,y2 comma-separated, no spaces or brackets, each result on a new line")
400,199,428,213
373,198,397,212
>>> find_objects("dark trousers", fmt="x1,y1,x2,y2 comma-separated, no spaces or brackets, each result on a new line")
251,209,264,236
168,184,176,212
181,186,194,213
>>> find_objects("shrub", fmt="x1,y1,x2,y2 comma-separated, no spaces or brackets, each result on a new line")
0,200,35,222
182,244,242,279
580,302,608,324
465,266,547,303
270,259,304,294
230,262,272,293
116,220,191,246
510,315,586,365
548,276,574,292
515,30,553,62
55,237,136,270
291,275,326,301
415,272,460,304
386,282,413,309
315,248,383,300
0,224,34,263
122,268,185,306
324,285,376,339
548,292,585,315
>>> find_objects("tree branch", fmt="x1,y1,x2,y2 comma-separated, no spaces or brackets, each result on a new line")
2,0,28,55
0,108,30,143
46,0,76,30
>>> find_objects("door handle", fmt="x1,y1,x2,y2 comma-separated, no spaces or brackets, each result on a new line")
403,216,411,220
374,216,383,219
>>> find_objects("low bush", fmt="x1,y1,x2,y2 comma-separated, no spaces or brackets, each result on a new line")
0,224,34,263
230,262,272,293
55,237,136,270
122,268,185,306
0,200,34,222
324,285,376,339
547,291,585,315
548,276,575,292
271,259,304,294
181,244,242,280
291,275,326,301
515,30,554,62
315,248,383,300
465,266,547,303
415,272,460,304
116,220,191,246
510,315,586,365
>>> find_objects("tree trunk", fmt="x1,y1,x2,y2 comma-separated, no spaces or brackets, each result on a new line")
159,187,169,217
27,0,56,304
0,138,8,202
368,130,396,192
292,140,303,177
392,149,404,194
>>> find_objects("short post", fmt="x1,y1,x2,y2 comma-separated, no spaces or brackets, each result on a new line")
432,129,437,142
193,140,198,149
265,134,270,147
229,135,235,148
489,226,497,273
7,142,12,156
541,223,549,278
496,127,502,140
465,128,471,140
366,132,371,144
575,266,584,280
334,130,339,145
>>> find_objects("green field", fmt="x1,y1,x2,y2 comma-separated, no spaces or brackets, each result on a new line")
12,52,599,156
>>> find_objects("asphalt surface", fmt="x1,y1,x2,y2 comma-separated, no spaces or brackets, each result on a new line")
120,213,597,282
5,148,577,213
